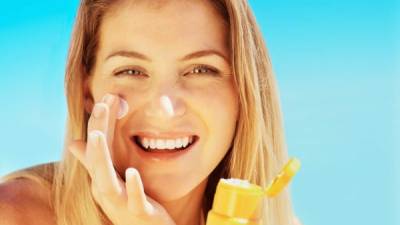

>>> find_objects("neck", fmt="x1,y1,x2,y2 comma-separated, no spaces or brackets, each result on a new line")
159,179,208,225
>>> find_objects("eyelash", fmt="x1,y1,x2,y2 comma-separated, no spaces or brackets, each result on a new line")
114,64,220,77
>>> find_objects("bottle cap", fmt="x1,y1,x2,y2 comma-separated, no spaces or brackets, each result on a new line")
265,158,301,197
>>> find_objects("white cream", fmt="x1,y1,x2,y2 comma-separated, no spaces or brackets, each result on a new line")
117,98,129,119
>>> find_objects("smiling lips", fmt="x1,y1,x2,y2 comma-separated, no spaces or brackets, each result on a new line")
132,135,198,152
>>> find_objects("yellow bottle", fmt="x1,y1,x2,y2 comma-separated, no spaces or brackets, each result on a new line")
206,158,301,225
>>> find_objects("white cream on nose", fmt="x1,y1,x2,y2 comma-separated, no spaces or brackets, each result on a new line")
160,95,174,117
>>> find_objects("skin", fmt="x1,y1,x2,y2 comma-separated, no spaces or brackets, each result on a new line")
72,0,239,225
0,179,55,225
0,1,303,224
0,1,238,225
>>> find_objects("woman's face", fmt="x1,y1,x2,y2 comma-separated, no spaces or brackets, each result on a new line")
87,0,238,202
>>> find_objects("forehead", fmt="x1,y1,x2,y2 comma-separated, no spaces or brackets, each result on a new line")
97,0,229,61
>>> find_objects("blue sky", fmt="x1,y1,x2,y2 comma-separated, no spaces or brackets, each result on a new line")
0,1,398,225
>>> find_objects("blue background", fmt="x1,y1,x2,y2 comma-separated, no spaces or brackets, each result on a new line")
0,1,398,225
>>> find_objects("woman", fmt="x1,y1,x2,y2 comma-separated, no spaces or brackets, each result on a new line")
0,0,301,224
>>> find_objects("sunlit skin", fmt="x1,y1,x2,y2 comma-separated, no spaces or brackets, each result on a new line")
76,0,239,224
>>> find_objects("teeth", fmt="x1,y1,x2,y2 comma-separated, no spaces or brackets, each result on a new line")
149,139,156,149
166,139,175,149
156,139,165,149
143,138,150,148
175,138,183,148
138,136,195,150
182,137,189,147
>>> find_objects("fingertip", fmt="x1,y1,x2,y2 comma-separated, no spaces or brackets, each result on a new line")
102,93,116,105
126,167,148,214
88,130,105,147
126,167,140,180
89,129,103,138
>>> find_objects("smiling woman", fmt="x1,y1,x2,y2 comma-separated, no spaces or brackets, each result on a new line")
0,0,300,225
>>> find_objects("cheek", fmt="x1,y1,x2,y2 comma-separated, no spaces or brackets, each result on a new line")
188,79,239,125
193,86,238,123
189,80,239,158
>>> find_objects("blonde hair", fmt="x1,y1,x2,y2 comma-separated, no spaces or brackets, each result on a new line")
2,0,295,224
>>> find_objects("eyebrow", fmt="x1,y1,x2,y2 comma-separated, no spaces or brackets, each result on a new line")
105,49,230,63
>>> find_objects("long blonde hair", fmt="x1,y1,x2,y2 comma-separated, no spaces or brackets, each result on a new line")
2,0,295,224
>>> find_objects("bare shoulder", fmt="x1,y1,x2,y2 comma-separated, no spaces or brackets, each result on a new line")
0,178,55,225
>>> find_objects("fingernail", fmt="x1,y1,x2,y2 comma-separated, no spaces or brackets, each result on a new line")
102,93,115,105
126,167,138,178
117,98,129,119
89,130,101,145
92,104,104,118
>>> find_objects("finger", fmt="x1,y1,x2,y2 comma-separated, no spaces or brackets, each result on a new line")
88,102,109,141
125,168,152,214
87,130,122,198
100,94,119,148
101,94,129,148
89,94,127,156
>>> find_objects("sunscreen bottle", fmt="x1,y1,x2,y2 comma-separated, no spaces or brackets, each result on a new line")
206,158,301,225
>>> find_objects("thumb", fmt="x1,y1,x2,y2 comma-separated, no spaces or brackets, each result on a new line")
125,168,154,215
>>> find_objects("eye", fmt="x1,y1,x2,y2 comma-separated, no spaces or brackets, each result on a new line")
113,65,220,77
114,68,147,77
187,64,220,76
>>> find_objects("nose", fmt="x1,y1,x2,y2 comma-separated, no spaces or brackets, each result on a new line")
144,94,186,120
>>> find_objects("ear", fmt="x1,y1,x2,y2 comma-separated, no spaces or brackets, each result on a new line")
83,78,94,115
